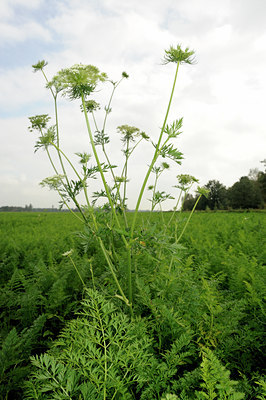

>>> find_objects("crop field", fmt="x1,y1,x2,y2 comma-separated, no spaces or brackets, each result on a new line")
0,211,265,399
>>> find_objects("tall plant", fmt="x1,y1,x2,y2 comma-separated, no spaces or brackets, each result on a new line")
28,45,207,315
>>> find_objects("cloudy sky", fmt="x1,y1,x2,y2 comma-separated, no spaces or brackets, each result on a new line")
0,0,265,210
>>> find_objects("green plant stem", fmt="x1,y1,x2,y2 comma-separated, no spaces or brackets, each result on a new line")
49,142,99,229
53,96,68,174
92,109,129,228
102,78,124,133
82,97,117,222
39,129,86,223
52,140,129,307
81,95,128,248
166,184,194,230
40,68,69,183
159,203,165,225
127,61,180,310
98,238,130,308
92,109,129,229
49,372,72,399
51,139,131,311
89,258,96,290
102,84,115,133
51,163,86,221
167,191,183,227
176,194,202,244
127,247,133,317
91,110,99,132
55,186,85,223
123,141,129,208
150,169,162,213
39,127,59,175
39,69,84,219
114,137,145,227
102,145,128,229
68,255,86,287
96,79,129,224
130,61,180,239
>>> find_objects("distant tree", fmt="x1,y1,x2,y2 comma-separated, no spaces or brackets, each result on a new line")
193,180,228,210
257,171,266,205
247,162,265,207
246,162,265,207
0,206,24,212
205,180,228,210
228,176,263,209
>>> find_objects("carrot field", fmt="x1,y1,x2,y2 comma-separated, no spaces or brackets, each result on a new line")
0,211,265,399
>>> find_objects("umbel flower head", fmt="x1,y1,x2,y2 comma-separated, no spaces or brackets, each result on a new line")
28,114,51,132
46,64,107,100
82,99,101,113
177,174,199,186
163,45,196,65
174,174,199,191
117,125,141,144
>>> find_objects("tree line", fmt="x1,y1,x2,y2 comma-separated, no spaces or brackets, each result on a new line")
183,163,266,211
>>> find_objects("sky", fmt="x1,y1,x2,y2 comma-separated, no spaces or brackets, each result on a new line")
0,0,265,210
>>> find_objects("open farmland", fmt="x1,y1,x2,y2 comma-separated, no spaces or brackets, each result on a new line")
0,211,265,399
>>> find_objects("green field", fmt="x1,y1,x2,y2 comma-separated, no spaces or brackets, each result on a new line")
0,211,265,399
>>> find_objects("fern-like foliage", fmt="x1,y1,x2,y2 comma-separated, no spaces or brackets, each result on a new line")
255,377,266,400
24,289,157,399
24,353,84,399
195,348,245,400
0,314,46,398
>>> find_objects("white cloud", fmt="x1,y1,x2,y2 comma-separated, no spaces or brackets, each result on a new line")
0,0,44,19
0,0,50,45
0,67,52,114
0,20,51,44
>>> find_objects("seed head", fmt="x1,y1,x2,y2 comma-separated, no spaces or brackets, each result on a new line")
162,162,170,170
32,60,48,72
197,186,209,198
163,45,196,65
140,131,150,140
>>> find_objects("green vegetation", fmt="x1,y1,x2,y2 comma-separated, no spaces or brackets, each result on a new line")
0,211,265,399
1,45,265,399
